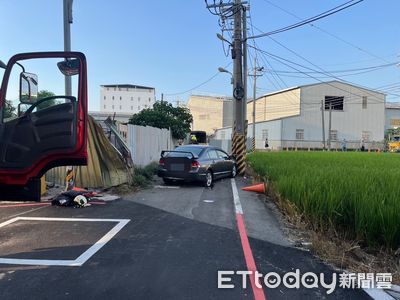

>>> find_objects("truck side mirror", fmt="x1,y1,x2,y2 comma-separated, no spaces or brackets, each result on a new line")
57,58,80,76
0,60,6,69
19,72,38,104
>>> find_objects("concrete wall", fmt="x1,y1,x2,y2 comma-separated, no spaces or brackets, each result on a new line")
127,124,174,167
246,87,300,122
100,86,155,114
282,81,385,145
187,95,232,134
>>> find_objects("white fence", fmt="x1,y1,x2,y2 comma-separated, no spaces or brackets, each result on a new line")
127,124,174,166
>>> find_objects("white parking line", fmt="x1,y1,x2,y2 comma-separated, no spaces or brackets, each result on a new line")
0,217,130,267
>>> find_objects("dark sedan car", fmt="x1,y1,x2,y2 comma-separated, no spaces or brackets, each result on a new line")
157,145,236,187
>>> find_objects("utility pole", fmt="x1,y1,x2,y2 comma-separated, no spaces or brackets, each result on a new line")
232,0,246,175
242,5,248,146
63,0,73,96
206,0,247,175
321,99,326,150
328,101,332,151
250,56,264,151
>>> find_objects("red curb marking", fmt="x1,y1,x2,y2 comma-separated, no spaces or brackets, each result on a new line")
236,213,266,300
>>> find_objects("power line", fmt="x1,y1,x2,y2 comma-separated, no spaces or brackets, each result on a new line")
164,62,232,96
247,0,364,40
259,0,390,63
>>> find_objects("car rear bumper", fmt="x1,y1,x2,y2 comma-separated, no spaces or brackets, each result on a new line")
157,168,206,182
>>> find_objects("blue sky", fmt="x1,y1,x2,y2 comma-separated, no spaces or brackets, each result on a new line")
1,0,399,110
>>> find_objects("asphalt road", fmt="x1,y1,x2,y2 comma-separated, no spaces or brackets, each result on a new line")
0,177,370,299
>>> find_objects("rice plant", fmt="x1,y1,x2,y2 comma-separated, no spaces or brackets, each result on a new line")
247,151,400,249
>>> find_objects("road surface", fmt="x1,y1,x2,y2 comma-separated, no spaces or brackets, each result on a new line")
0,177,370,299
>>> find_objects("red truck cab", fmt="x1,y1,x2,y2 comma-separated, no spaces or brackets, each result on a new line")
0,52,88,201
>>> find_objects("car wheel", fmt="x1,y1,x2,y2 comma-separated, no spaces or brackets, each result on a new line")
230,165,237,178
205,170,213,187
163,178,173,185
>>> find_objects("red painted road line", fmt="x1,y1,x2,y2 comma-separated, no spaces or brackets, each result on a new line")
231,179,266,300
236,213,266,300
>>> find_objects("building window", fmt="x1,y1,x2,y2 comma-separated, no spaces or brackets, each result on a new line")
325,96,344,111
145,105,148,108
138,106,141,110
221,132,226,140
330,130,338,141
296,129,304,140
262,129,269,141
149,97,151,102
118,88,121,91
114,87,116,91
107,87,109,91
131,97,133,101
126,88,129,91
362,131,371,142
120,96,122,100
112,96,114,100
131,106,133,110
103,105,106,109
138,97,141,102
362,96,367,109
119,105,122,109
199,114,209,120
104,96,106,100
112,105,114,109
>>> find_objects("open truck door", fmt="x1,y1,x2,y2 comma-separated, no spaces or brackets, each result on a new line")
0,52,88,201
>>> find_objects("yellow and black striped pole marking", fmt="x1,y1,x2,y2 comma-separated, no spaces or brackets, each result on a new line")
233,133,246,175
252,137,256,152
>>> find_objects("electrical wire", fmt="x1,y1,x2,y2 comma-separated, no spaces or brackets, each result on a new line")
164,62,232,96
259,0,390,64
247,0,364,40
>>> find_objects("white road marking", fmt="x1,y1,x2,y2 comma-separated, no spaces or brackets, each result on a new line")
0,205,48,222
203,200,214,203
363,288,395,300
154,185,180,189
230,179,243,215
0,217,130,267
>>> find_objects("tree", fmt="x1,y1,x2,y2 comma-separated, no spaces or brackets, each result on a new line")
4,100,16,119
129,101,193,140
36,90,57,110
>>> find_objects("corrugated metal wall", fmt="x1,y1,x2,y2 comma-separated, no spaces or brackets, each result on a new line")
127,124,174,166
46,116,131,188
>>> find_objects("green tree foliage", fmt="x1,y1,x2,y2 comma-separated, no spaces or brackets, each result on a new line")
129,101,193,140
4,100,16,119
36,90,57,110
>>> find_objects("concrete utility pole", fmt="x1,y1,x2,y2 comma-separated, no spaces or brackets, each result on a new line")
250,56,264,151
328,101,332,151
231,0,246,175
63,0,73,96
321,99,326,150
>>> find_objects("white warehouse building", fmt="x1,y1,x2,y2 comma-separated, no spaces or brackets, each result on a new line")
100,84,155,115
214,81,385,150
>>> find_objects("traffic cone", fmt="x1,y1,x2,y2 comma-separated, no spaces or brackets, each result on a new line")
241,183,266,194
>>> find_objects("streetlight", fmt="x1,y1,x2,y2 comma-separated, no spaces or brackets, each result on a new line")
216,33,232,45
218,67,233,84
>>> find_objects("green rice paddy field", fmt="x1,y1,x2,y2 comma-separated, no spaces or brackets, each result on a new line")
247,151,400,249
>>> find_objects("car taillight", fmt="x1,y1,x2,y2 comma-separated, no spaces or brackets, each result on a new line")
191,161,200,168
159,158,165,166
